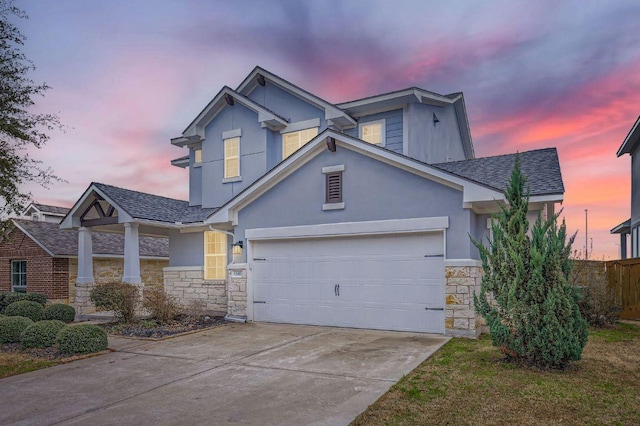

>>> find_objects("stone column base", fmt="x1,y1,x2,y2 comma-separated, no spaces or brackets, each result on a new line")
74,281,97,316
444,260,484,339
227,263,247,321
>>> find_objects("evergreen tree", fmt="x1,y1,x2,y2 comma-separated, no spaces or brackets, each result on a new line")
473,155,588,368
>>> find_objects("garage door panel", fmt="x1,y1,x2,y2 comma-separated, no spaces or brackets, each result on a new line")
251,232,445,333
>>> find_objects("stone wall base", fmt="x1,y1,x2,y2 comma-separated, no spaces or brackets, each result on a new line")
163,266,227,315
227,263,247,320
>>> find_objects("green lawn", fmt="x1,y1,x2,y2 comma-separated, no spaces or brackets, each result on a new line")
0,352,58,379
352,323,640,425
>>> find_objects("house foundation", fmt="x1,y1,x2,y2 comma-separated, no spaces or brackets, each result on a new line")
163,266,227,315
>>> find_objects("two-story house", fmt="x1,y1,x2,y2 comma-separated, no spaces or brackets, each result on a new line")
611,116,640,259
61,66,564,337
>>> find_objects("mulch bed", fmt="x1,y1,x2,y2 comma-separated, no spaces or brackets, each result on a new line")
98,315,227,339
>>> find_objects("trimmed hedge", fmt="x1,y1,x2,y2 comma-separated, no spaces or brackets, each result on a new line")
44,304,76,323
0,316,34,343
4,300,44,322
21,320,66,348
57,324,108,355
0,292,47,312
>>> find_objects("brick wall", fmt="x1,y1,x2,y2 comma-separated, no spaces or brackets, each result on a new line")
0,227,69,301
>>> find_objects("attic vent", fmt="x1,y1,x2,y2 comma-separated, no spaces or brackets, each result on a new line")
326,172,342,203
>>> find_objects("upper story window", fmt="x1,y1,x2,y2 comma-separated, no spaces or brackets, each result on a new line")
11,260,27,293
224,137,240,179
283,127,318,159
359,119,385,146
204,231,227,280
194,149,202,165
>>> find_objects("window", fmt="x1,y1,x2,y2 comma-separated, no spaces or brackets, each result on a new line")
359,120,385,146
204,231,227,280
282,127,318,159
325,172,342,203
224,137,240,178
11,260,26,293
194,149,202,164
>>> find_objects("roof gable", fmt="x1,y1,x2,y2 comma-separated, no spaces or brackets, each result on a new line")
177,86,289,142
206,129,534,225
236,66,356,129
617,116,640,157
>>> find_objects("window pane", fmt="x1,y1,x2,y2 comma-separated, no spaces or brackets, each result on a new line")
194,149,202,163
282,127,317,159
361,123,382,144
204,231,227,279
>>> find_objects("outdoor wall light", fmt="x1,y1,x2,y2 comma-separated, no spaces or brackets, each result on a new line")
433,113,440,124
232,241,243,255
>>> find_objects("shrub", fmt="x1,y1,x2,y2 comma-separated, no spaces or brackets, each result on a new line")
0,292,25,312
183,299,207,321
23,292,47,306
143,286,180,324
44,303,76,323
0,316,34,343
56,324,108,355
573,267,621,327
90,281,140,323
0,291,10,310
4,300,44,322
473,156,588,369
20,320,66,348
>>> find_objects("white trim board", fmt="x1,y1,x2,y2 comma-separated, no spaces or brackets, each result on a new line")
245,217,449,240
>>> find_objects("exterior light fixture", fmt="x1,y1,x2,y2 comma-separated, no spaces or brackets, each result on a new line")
433,113,440,124
232,241,243,255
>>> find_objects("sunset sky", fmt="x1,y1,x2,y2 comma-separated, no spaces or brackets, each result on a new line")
15,0,640,259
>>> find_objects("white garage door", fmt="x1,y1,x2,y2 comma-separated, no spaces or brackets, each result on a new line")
251,231,445,333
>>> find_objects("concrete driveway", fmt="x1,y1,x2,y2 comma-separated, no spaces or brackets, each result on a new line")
0,322,449,425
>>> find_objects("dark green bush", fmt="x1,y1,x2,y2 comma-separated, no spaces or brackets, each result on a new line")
23,292,47,306
0,316,34,343
56,324,109,355
90,281,139,323
20,320,66,348
4,300,44,322
0,292,25,312
44,303,76,323
0,292,46,313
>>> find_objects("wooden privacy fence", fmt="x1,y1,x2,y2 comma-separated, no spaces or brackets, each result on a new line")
604,259,640,319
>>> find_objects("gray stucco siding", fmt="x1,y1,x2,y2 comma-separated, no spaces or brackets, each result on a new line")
632,151,640,228
407,103,465,164
189,165,202,206
344,109,404,154
169,230,204,267
234,146,476,262
200,103,268,207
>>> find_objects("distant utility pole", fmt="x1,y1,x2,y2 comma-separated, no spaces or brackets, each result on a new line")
585,209,588,260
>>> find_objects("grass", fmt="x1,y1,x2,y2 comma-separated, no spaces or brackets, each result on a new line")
352,322,640,426
0,352,58,379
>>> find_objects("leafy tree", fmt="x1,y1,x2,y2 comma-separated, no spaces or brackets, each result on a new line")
473,155,588,368
0,0,61,237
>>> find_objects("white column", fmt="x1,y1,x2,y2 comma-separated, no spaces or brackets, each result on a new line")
123,222,141,283
77,227,94,283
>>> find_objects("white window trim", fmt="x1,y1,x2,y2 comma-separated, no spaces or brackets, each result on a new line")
359,119,386,146
224,137,241,180
204,231,227,280
11,259,27,292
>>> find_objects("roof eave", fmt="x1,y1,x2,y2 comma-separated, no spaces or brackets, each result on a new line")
617,117,640,157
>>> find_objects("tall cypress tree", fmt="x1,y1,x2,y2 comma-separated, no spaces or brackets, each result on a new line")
473,155,587,368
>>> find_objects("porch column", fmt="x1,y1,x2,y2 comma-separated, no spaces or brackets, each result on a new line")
77,227,94,283
620,233,628,259
123,222,141,283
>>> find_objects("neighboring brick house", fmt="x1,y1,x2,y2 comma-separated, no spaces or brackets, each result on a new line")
0,218,169,304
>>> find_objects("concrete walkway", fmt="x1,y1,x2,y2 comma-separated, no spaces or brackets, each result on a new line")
0,323,449,425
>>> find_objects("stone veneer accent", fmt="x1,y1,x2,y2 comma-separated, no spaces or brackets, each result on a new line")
227,263,247,320
444,260,484,338
71,258,169,315
162,266,227,315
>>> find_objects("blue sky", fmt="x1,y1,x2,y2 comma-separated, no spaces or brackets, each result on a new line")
16,0,640,258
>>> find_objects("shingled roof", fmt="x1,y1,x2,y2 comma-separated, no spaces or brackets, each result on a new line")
32,204,70,215
432,148,564,196
12,219,169,257
93,183,217,224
